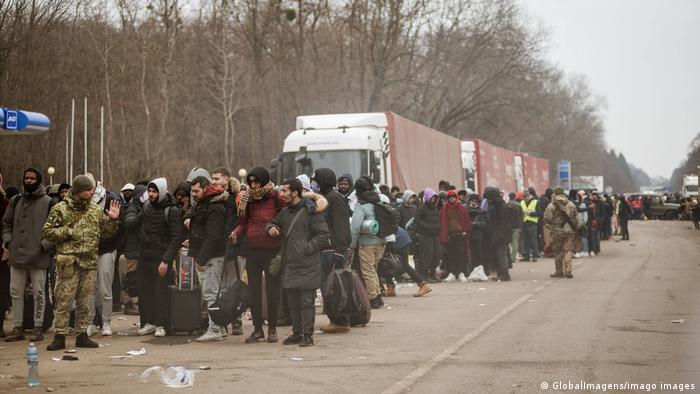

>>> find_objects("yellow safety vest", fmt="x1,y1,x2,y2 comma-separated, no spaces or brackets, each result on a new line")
521,199,539,224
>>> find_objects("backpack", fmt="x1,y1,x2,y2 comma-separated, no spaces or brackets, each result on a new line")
322,267,361,318
373,201,400,238
208,262,249,326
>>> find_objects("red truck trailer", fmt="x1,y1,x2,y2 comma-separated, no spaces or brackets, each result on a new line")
516,153,550,195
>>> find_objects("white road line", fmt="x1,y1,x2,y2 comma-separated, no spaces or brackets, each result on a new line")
383,260,585,394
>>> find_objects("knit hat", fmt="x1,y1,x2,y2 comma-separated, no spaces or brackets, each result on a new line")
554,186,565,195
296,174,311,192
72,175,94,194
247,167,270,186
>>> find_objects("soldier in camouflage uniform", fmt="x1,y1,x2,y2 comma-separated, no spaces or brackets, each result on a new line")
544,187,579,279
42,175,121,351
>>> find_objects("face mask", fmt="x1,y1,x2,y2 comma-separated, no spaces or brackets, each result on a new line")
310,180,321,193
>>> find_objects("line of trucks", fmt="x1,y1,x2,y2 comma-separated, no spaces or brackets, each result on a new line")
271,112,550,195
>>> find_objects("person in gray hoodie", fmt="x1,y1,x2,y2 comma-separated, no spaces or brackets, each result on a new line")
2,167,55,342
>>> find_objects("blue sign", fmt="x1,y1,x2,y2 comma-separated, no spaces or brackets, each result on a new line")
558,160,571,189
0,107,50,134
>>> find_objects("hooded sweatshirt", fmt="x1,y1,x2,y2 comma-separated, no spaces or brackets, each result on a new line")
138,177,183,263
414,187,440,236
350,182,383,247
398,189,417,228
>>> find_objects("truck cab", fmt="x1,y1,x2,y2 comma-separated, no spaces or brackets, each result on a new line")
682,175,699,198
277,113,390,186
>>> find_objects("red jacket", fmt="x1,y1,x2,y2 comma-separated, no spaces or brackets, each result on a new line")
439,202,472,245
232,191,285,249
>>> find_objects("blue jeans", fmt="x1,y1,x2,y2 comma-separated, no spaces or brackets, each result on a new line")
522,223,539,259
197,256,225,333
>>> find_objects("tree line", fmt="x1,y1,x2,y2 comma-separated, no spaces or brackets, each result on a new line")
0,0,641,192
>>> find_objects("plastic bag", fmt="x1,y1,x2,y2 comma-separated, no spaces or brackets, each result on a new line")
467,265,488,282
140,366,196,389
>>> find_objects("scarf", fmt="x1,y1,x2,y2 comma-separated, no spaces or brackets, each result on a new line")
237,182,275,217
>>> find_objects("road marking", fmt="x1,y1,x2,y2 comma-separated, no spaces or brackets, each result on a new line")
382,261,585,394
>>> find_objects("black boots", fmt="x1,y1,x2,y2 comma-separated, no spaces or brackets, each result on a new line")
75,333,99,348
47,334,66,351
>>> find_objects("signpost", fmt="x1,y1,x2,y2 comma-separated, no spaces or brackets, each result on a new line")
558,160,571,190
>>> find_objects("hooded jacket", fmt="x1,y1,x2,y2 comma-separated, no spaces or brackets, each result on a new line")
398,189,417,228
414,188,441,236
350,190,383,247
188,184,228,265
2,182,55,269
42,193,117,269
439,191,472,245
137,178,183,263
484,187,511,246
314,168,351,251
266,196,330,289
123,184,147,260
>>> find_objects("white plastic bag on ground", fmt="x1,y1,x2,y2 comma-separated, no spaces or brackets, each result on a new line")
467,265,488,282
140,366,196,388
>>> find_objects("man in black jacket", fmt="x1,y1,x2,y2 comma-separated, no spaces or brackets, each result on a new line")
266,178,329,347
132,177,183,337
188,176,228,342
485,187,512,281
312,168,352,334
414,187,441,282
123,184,147,315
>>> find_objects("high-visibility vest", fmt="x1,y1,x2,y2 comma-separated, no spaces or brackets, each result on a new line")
521,199,539,224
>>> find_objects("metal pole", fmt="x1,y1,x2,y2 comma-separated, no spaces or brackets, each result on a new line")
84,96,88,173
70,99,75,180
65,122,69,183
100,106,104,182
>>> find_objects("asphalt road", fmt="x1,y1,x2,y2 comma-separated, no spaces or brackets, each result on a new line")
1,220,698,393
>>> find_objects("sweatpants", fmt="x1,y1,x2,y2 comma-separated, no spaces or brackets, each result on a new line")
136,259,171,328
9,266,46,329
287,288,316,337
446,234,468,276
358,243,385,300
197,256,224,333
246,248,281,331
89,250,117,325
320,250,349,326
522,223,539,259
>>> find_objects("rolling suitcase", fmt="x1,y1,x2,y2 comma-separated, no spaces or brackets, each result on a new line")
168,249,205,335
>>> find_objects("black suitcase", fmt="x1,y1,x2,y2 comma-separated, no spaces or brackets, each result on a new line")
168,249,206,335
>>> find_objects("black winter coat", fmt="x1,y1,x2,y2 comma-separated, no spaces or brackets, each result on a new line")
321,189,350,251
136,194,183,263
188,192,228,265
485,198,512,246
414,203,441,236
266,198,330,290
123,202,143,260
398,204,417,229
98,193,125,255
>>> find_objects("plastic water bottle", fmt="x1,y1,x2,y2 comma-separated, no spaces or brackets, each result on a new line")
27,342,40,387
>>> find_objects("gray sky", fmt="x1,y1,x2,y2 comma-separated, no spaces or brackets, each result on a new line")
520,0,700,179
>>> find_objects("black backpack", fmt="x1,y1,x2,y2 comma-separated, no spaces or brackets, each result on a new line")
208,262,249,326
322,267,361,318
373,201,400,238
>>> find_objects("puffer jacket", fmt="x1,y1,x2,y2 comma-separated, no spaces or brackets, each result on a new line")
415,188,441,237
42,194,117,269
232,190,285,250
137,178,183,263
484,187,511,246
350,191,384,247
266,197,330,290
313,168,350,252
398,189,417,228
2,184,55,269
123,184,147,260
188,185,228,265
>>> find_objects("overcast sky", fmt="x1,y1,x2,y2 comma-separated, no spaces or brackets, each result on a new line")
520,0,700,179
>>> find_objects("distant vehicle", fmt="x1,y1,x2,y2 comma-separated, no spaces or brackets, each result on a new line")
573,175,605,193
682,175,698,198
626,193,681,220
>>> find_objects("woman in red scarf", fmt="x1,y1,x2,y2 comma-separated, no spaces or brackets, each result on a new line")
440,190,471,282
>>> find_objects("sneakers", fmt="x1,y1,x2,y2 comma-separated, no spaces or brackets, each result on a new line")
370,297,382,310
154,326,166,337
573,252,580,258
414,282,432,297
579,252,589,257
102,323,112,337
300,336,314,347
4,327,25,342
86,324,98,337
385,285,397,297
47,334,66,351
75,333,99,348
195,330,223,342
124,302,139,316
138,323,157,336
231,320,243,336
320,324,350,333
444,273,456,282
244,330,266,344
282,334,303,345
590,252,596,257
458,273,468,283
267,328,278,343
30,327,44,342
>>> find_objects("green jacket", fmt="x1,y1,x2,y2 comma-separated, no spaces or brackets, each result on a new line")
42,195,118,269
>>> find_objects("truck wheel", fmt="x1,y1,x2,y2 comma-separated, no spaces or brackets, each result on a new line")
665,211,679,220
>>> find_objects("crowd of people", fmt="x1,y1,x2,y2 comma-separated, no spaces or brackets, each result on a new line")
0,165,690,352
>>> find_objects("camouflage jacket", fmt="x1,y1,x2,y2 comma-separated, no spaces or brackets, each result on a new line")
42,195,118,269
544,195,579,237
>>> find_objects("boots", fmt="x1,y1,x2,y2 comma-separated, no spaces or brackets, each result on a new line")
47,334,66,351
30,327,44,341
550,272,565,278
75,332,99,348
414,282,432,297
4,327,25,342
385,285,396,297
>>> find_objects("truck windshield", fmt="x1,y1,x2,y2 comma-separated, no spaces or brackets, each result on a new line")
282,150,368,180
686,185,698,192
